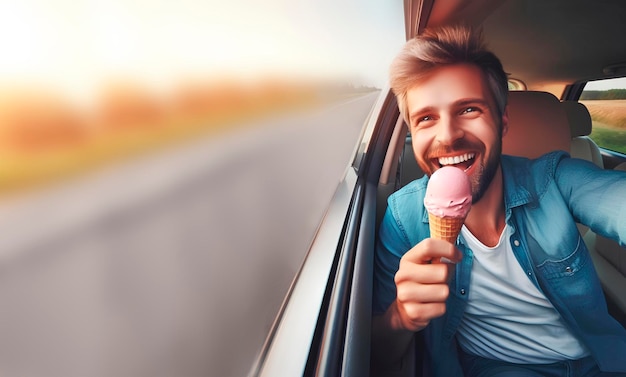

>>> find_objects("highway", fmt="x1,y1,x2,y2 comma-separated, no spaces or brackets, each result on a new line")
0,90,381,377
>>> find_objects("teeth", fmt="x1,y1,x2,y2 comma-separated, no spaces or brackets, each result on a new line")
438,153,475,166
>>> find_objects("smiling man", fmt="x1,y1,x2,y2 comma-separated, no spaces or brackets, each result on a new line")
371,25,626,376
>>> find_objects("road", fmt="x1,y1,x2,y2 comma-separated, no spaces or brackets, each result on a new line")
0,91,381,377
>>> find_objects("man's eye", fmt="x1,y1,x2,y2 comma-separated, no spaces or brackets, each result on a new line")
461,107,479,114
412,115,434,130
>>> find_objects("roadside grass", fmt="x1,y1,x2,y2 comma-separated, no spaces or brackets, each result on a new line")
590,122,626,155
578,100,626,154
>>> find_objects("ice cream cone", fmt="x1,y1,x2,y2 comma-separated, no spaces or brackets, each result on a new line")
428,213,465,244
424,166,472,261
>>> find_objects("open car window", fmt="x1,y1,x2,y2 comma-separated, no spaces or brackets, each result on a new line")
580,77,626,155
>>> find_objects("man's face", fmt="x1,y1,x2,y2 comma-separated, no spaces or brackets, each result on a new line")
406,64,508,203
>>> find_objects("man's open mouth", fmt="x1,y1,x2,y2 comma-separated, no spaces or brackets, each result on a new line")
436,152,475,171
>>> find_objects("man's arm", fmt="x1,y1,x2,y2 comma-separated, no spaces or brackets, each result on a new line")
371,302,418,367
555,157,626,245
371,238,462,367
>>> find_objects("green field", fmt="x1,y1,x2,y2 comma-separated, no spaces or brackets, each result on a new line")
590,121,626,155
580,100,626,155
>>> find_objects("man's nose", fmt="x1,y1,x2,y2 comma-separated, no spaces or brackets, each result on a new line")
435,115,464,144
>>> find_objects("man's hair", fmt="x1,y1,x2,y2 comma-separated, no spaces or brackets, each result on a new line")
390,24,508,125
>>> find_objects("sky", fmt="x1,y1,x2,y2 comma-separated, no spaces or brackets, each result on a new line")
584,77,626,90
0,0,405,105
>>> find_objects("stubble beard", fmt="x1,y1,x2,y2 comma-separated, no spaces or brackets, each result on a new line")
470,137,502,204
418,136,502,204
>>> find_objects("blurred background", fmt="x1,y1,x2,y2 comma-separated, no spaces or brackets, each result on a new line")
0,0,404,376
0,0,402,190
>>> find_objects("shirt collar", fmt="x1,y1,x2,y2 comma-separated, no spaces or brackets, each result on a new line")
501,154,535,210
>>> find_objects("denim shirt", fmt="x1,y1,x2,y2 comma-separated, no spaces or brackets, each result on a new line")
373,151,626,375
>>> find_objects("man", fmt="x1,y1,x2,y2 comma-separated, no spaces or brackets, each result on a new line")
371,24,626,376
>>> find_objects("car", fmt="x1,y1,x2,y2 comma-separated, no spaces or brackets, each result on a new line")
251,0,626,376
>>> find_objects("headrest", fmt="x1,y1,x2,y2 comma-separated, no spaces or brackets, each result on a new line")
562,101,592,137
502,91,571,159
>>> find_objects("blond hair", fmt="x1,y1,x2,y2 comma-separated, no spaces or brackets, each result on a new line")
390,24,508,125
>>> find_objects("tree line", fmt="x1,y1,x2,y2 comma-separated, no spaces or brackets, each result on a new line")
580,88,626,100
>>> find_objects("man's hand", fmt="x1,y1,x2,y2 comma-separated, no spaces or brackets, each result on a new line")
388,238,462,332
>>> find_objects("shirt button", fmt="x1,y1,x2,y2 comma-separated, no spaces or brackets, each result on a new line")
460,289,466,295
513,239,520,247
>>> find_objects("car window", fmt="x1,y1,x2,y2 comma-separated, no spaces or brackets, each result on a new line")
508,79,526,91
580,77,626,154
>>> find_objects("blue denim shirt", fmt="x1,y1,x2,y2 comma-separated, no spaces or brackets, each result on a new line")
373,151,626,375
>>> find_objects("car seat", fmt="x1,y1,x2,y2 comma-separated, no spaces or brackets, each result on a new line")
562,101,604,168
584,162,626,325
562,101,603,236
560,101,626,323
502,91,571,158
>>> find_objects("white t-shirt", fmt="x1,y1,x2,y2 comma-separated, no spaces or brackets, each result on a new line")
456,225,589,363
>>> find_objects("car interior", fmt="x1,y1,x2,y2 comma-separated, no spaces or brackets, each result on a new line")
368,0,626,375
373,90,626,375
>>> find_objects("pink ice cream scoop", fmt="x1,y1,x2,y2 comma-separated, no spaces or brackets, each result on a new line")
424,166,472,246
424,166,472,218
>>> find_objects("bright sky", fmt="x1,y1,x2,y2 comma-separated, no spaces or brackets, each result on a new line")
585,77,626,90
0,0,405,104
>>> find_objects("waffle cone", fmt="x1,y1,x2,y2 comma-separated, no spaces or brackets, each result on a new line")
428,213,465,244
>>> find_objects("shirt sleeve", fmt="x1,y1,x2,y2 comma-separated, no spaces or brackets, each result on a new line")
372,196,413,315
555,156,626,247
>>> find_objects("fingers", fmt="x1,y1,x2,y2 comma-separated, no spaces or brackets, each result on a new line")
390,238,462,332
399,302,447,329
391,295,448,332
402,238,462,265
395,261,452,285
394,269,451,331
396,280,450,303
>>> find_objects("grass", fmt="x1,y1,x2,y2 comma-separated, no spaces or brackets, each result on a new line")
580,100,626,154
589,122,626,155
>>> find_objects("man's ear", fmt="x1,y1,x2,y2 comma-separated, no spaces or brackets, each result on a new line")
501,105,509,137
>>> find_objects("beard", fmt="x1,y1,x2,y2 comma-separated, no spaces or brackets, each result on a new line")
418,134,503,204
469,137,501,203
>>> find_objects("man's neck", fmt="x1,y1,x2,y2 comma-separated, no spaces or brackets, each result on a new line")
465,167,506,248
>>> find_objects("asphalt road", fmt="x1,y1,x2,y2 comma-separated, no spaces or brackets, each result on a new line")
0,90,381,377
